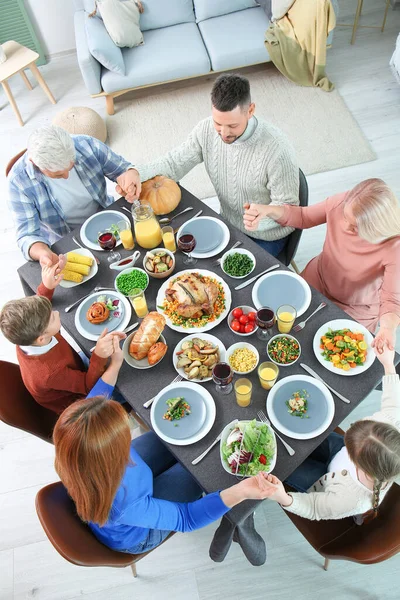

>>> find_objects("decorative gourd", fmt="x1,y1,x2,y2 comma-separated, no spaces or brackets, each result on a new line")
140,176,181,215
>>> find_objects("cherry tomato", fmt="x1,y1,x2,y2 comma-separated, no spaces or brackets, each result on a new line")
231,319,241,332
259,454,267,465
239,315,249,325
232,308,243,319
244,323,255,334
248,312,257,321
240,324,246,333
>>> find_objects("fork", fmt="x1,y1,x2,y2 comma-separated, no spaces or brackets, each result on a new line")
212,240,242,266
292,302,327,333
64,286,110,313
257,410,295,456
143,375,183,408
72,236,100,265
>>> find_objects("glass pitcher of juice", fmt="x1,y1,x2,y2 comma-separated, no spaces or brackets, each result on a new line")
132,203,162,249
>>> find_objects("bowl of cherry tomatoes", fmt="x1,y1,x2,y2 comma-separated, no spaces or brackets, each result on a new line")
228,306,258,336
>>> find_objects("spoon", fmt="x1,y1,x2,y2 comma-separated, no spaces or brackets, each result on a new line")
158,206,193,225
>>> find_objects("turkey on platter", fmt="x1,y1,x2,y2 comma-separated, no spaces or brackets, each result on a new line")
165,273,219,318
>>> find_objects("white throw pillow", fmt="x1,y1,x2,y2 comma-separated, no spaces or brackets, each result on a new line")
272,0,296,20
97,0,144,48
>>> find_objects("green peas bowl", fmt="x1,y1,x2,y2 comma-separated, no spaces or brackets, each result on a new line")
115,267,149,297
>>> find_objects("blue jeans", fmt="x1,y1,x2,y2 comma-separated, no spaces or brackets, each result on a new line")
285,432,345,493
124,432,203,554
249,235,288,258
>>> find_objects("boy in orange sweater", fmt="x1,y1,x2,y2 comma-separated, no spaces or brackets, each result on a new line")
0,255,126,414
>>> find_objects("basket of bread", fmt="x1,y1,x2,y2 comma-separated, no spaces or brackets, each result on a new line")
123,312,168,369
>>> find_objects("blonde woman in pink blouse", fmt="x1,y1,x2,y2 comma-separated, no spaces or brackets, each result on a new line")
243,178,400,352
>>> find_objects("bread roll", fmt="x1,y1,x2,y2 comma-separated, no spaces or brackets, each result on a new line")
129,312,166,360
87,302,109,324
148,342,168,365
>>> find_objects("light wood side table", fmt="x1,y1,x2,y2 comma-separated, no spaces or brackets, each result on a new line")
0,40,56,127
337,0,391,45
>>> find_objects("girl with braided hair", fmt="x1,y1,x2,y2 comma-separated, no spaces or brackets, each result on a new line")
259,346,400,521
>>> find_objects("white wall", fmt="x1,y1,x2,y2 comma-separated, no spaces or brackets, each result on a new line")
25,0,76,57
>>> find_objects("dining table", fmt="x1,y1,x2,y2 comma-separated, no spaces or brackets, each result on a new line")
17,185,396,566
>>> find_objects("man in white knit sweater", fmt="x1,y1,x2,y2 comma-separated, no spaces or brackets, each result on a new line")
132,74,300,257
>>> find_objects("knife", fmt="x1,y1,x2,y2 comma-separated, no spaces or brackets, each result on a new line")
234,264,280,290
174,210,203,234
191,431,223,465
300,363,351,404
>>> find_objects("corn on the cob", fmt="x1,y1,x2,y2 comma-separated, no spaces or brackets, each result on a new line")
61,270,84,283
66,252,93,267
64,262,90,276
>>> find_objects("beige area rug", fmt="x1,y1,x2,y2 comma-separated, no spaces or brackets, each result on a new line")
106,66,376,200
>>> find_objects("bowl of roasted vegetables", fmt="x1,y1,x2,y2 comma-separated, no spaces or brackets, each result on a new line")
267,334,301,367
143,248,175,279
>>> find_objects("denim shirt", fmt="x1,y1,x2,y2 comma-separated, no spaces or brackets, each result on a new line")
8,135,133,260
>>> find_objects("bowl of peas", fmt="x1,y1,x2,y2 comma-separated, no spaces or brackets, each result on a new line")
220,248,256,279
115,267,149,297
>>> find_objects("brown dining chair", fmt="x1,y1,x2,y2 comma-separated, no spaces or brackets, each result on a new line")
0,360,58,444
282,427,400,570
5,148,27,176
36,481,175,577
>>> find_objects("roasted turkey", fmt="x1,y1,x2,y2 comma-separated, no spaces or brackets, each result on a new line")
165,273,219,318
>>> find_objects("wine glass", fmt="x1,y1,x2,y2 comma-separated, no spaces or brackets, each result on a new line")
177,233,197,265
97,229,121,263
256,307,275,341
212,362,233,394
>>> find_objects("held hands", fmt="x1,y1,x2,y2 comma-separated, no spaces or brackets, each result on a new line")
94,328,127,359
40,254,66,290
374,345,396,374
372,327,396,355
234,472,291,504
243,203,283,232
116,169,141,203
110,334,124,368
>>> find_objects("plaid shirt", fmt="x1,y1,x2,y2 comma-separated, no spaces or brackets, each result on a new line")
8,135,133,260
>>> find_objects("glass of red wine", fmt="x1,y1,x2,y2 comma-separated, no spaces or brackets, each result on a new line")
97,229,121,263
256,307,275,341
177,233,197,265
212,362,233,395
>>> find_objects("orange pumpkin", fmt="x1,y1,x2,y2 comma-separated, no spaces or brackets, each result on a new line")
140,176,181,215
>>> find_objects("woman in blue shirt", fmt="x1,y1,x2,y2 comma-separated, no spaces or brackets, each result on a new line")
53,377,274,554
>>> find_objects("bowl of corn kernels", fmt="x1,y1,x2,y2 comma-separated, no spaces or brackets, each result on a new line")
226,342,259,375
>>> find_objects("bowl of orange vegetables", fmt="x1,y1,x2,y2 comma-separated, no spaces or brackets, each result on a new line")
312,319,375,376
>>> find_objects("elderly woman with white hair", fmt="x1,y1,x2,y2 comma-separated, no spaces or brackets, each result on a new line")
7,126,141,264
243,179,400,352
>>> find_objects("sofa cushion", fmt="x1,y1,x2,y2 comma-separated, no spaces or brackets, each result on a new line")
140,0,195,31
101,22,210,93
193,0,258,22
85,13,125,74
198,7,270,71
83,0,99,16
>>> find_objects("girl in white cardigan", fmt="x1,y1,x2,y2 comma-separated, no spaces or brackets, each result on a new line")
262,347,400,521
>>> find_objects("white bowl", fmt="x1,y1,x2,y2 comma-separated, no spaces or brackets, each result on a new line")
220,419,277,477
114,267,149,296
227,305,258,337
226,342,259,375
143,248,175,279
123,332,167,369
220,248,256,279
267,334,302,367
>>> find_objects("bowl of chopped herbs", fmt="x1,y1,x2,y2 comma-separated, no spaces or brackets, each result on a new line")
115,267,149,296
221,248,256,279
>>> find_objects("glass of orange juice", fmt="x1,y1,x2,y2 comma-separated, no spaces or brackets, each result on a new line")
117,220,135,251
258,362,279,390
129,288,149,318
162,226,176,253
276,305,297,334
234,378,252,407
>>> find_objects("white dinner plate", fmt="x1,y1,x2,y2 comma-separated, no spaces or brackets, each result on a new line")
59,248,98,288
80,210,130,251
172,333,226,382
150,381,216,446
252,270,311,317
313,318,375,376
156,269,232,333
176,216,230,259
74,290,131,341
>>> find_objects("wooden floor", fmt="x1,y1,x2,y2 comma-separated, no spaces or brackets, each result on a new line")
1,1,400,598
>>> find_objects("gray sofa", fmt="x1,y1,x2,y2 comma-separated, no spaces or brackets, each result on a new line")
73,0,338,115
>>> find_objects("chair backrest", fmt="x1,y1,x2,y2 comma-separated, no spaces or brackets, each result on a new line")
277,168,308,266
5,149,27,177
36,481,135,568
0,360,57,444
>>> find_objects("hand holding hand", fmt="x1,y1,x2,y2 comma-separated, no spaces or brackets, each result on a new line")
40,254,66,289
374,344,396,373
372,327,396,355
116,169,141,203
234,472,281,501
38,247,60,268
110,333,126,368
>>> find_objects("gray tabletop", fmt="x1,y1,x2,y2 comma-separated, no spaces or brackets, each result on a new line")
17,187,389,521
